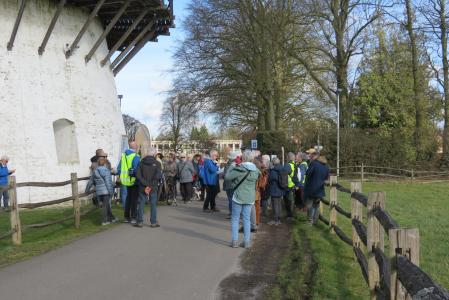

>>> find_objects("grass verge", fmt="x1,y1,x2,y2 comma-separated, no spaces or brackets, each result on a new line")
0,203,123,267
270,181,449,299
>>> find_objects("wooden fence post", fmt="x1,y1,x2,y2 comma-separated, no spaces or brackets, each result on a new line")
329,176,338,233
367,191,385,300
351,181,363,251
71,173,80,229
9,176,22,245
361,163,365,183
389,228,420,300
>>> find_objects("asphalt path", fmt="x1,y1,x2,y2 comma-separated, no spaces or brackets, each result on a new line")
0,196,242,300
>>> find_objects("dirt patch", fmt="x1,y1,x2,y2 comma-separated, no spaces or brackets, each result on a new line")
217,217,291,300
217,216,318,300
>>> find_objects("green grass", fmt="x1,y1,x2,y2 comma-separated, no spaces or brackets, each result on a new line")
0,203,123,267
288,181,449,299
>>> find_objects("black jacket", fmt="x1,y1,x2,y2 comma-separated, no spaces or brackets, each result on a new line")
135,156,162,193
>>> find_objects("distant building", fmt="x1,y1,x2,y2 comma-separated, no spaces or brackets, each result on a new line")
151,139,243,156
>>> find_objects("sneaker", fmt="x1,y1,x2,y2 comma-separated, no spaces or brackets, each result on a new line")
130,219,137,225
212,208,220,212
275,221,282,226
203,209,212,213
239,241,251,249
251,228,258,233
267,220,276,226
123,219,131,223
187,201,192,204
231,241,239,248
101,222,111,226
150,223,161,228
134,222,143,228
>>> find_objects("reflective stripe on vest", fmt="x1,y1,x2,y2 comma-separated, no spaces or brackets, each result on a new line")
287,162,296,188
300,161,308,185
120,152,137,186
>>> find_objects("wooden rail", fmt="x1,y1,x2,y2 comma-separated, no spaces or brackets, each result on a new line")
0,173,96,245
336,164,449,182
317,176,449,300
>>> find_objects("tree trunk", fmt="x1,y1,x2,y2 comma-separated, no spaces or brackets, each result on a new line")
405,0,426,161
439,0,449,164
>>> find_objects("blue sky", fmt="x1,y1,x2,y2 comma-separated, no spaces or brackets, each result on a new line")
115,0,191,139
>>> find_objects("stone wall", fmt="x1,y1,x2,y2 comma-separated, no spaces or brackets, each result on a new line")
0,0,125,203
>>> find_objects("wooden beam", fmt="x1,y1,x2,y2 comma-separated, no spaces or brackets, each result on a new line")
100,9,153,66
85,0,132,63
38,0,66,55
7,0,28,51
113,29,156,76
65,0,106,58
110,20,156,69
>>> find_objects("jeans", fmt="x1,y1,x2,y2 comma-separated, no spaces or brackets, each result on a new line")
231,202,252,243
203,185,218,210
180,182,193,202
284,190,294,218
124,185,138,221
250,205,257,229
225,190,234,214
306,197,321,224
98,194,115,223
0,185,9,208
271,197,282,221
120,185,127,208
137,189,158,224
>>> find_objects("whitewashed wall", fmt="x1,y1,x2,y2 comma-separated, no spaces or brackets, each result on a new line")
0,0,126,203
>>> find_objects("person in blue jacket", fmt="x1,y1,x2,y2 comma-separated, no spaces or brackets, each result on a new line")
268,157,285,225
304,150,330,225
202,150,221,212
0,155,15,210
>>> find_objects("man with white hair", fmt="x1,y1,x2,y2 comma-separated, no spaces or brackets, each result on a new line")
117,141,141,223
0,155,15,210
135,148,162,228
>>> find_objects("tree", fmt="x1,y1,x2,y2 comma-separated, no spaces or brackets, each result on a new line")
173,0,307,136
292,0,386,128
122,114,141,141
419,0,449,164
159,93,197,152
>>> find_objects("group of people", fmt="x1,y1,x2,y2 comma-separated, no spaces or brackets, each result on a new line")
86,141,330,249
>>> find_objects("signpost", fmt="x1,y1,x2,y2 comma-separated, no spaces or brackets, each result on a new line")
251,139,258,149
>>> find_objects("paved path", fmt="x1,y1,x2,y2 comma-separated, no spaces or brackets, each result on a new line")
0,196,243,300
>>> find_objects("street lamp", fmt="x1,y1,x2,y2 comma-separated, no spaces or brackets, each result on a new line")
336,88,343,177
118,94,123,107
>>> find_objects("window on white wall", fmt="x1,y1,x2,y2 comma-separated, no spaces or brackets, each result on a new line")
53,119,80,164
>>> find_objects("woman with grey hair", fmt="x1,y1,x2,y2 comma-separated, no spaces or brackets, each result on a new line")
225,150,261,248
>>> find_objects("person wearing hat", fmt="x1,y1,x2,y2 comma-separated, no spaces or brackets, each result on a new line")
0,155,15,210
85,157,118,225
223,151,239,218
304,150,329,225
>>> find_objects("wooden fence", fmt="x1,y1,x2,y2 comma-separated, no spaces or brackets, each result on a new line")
318,176,449,300
337,165,449,182
0,173,96,245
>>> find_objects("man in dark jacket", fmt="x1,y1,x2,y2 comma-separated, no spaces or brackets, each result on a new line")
135,148,162,228
304,150,330,225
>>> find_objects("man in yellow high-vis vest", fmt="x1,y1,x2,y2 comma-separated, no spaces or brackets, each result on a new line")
117,141,140,224
283,152,297,220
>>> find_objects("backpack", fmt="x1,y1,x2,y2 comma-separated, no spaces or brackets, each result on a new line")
278,167,290,190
